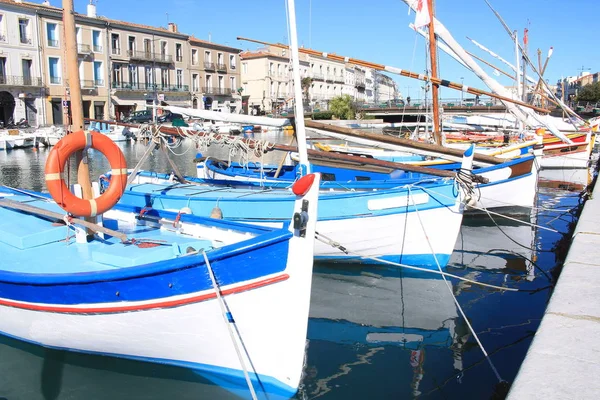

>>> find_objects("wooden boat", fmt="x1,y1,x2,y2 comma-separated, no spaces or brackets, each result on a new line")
0,176,320,399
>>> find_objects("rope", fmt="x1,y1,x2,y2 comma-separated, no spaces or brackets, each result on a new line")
201,250,258,400
406,186,505,384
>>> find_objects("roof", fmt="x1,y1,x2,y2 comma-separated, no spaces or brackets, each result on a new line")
240,50,288,60
188,36,241,52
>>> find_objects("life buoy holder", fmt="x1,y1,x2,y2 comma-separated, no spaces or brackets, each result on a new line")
45,130,127,217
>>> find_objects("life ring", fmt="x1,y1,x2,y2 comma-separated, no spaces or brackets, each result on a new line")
45,130,127,217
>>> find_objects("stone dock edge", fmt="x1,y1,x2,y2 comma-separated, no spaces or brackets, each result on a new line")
508,166,600,399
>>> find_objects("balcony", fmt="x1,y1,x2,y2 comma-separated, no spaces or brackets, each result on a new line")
202,87,232,96
325,75,333,83
20,36,31,45
112,47,121,56
77,44,92,54
0,34,6,42
49,76,62,85
0,75,43,87
334,75,344,83
204,62,215,70
312,73,324,81
176,55,183,63
93,45,103,53
355,79,366,89
81,80,96,88
112,82,189,92
230,64,236,70
216,63,227,72
47,39,59,47
127,50,173,63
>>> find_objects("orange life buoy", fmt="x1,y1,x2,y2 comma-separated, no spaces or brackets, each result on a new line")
45,130,127,217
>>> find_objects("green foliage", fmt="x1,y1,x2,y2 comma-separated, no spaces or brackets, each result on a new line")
312,111,334,120
576,82,600,102
329,94,356,120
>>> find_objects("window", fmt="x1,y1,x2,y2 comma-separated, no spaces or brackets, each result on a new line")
0,57,6,83
92,30,102,52
160,68,169,87
160,42,167,56
269,62,274,75
204,51,210,62
217,53,223,67
176,43,182,62
192,73,199,91
176,69,183,88
112,64,122,86
230,76,235,90
191,49,198,65
205,74,211,89
19,18,30,44
46,23,58,47
128,64,138,87
277,64,282,75
93,61,104,86
143,38,151,56
111,33,120,55
270,81,274,96
75,26,81,43
229,55,236,69
0,15,5,42
218,75,224,90
22,59,32,84
145,66,153,88
128,36,136,53
242,63,247,74
48,57,61,84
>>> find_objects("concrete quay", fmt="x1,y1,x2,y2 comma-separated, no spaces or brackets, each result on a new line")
508,174,600,399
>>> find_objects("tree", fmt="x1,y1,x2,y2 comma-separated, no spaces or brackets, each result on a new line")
301,77,312,104
576,82,600,102
329,94,356,120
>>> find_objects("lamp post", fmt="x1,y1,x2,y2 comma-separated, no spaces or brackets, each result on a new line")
460,77,464,106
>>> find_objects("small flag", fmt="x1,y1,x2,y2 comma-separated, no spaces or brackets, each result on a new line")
523,28,529,46
414,0,431,29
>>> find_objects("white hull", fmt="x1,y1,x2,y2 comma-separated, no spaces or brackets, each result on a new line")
540,146,592,169
474,159,539,210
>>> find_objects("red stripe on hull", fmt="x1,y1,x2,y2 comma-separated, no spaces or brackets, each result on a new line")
0,274,289,314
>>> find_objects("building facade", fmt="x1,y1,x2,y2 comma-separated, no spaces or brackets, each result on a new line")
0,0,242,125
0,0,45,126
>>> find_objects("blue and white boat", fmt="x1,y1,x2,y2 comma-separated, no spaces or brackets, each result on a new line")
0,171,320,400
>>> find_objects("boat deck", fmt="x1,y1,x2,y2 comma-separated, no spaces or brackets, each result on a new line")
0,194,214,274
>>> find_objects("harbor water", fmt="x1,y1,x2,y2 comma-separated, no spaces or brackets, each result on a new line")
0,134,588,399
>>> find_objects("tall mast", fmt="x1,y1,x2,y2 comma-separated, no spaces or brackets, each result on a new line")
63,1,93,205
286,0,309,175
522,28,528,102
427,0,442,145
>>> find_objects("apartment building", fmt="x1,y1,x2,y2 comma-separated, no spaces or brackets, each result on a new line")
0,0,45,126
309,54,345,110
189,36,242,112
240,46,309,114
373,71,399,104
108,19,189,119
37,2,110,125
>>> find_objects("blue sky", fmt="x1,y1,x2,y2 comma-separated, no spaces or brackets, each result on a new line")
61,0,599,99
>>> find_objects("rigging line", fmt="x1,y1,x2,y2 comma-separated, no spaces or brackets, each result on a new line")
314,232,518,292
407,186,504,384
202,250,259,400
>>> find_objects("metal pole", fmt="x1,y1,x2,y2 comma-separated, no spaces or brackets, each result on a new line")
63,0,93,201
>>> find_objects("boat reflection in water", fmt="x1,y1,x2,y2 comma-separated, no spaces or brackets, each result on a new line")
301,264,469,398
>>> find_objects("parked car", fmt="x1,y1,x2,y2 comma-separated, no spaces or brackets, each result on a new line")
122,110,152,124
157,111,184,123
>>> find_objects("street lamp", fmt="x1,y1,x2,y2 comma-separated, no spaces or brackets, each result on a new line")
460,77,464,106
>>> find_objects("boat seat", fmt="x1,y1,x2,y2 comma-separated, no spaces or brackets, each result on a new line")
91,239,213,268
0,207,68,250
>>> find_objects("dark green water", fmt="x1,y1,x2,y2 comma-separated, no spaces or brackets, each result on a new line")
0,139,588,399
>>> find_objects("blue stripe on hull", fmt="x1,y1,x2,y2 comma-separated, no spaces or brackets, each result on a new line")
0,328,295,400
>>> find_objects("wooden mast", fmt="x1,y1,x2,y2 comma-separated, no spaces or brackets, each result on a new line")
63,0,94,225
427,0,442,145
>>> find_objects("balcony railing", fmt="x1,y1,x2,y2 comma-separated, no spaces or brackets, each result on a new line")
334,75,344,83
94,79,104,86
204,62,215,70
355,79,366,89
77,43,91,53
127,50,173,63
312,73,324,81
176,55,183,62
202,87,232,96
216,63,227,72
112,47,121,55
20,36,31,45
230,64,236,70
0,34,6,42
93,45,103,53
49,76,62,85
0,75,43,87
47,39,59,47
112,82,189,92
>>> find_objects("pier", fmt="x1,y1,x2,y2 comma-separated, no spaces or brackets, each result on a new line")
508,161,600,399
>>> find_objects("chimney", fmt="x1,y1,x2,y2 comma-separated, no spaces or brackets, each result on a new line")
168,22,178,33
87,1,97,18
